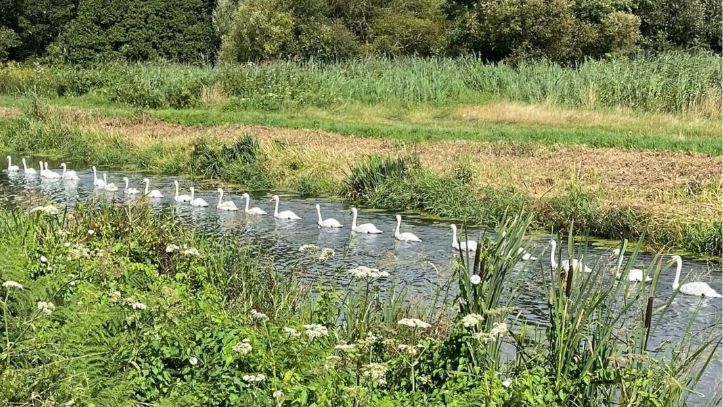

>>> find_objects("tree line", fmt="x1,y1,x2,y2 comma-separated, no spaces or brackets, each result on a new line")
0,0,720,65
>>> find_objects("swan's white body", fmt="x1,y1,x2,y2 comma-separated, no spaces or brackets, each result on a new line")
316,204,342,228
123,177,140,195
271,195,300,219
42,162,61,179
518,247,537,261
612,249,651,282
174,181,192,203
450,224,477,251
60,163,79,181
92,166,106,188
242,193,267,215
350,207,382,234
21,158,36,175
394,215,421,242
143,178,163,198
671,255,721,298
6,156,19,172
549,240,592,273
216,188,238,211
103,173,118,192
189,187,208,207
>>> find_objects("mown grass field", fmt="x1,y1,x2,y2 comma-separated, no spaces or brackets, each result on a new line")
0,54,720,256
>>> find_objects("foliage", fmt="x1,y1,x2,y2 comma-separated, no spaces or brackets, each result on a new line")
0,201,718,405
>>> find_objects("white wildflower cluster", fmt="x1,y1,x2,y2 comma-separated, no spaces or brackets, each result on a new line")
250,309,269,322
325,355,341,369
362,363,388,385
37,301,55,315
2,281,23,290
470,275,481,285
30,205,60,216
273,390,284,399
233,339,252,355
298,244,319,253
318,248,335,261
166,244,201,257
334,343,357,353
189,357,199,366
349,266,389,280
502,378,513,388
124,297,147,311
303,324,329,340
357,332,381,348
109,290,122,302
473,322,509,343
282,327,301,338
67,244,91,260
398,318,431,329
242,374,266,384
397,344,422,356
87,229,95,236
462,313,484,328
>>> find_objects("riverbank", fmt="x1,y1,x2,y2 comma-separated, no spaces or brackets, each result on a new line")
0,98,719,257
0,198,719,405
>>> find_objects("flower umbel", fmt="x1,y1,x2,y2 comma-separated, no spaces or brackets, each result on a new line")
37,301,55,315
398,318,431,329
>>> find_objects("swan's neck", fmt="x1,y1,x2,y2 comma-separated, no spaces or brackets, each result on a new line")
395,218,401,236
672,259,682,289
351,211,358,229
273,199,280,216
22,159,27,170
244,196,250,212
93,167,97,179
144,181,149,194
550,244,558,268
124,179,129,188
62,166,66,178
451,227,457,245
103,173,107,183
217,190,223,206
316,206,323,223
190,189,195,199
6,157,10,168
175,182,179,197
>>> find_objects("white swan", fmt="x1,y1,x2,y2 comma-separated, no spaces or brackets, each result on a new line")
450,224,477,251
143,178,163,198
316,204,342,228
612,248,651,282
670,255,721,298
174,180,192,203
92,166,106,188
549,240,592,273
517,247,537,261
21,158,36,175
271,195,300,220
350,207,382,234
394,215,421,242
6,156,19,172
103,173,119,192
189,187,208,207
60,163,79,181
123,177,140,195
42,162,61,179
242,193,267,215
216,188,238,211
38,161,47,177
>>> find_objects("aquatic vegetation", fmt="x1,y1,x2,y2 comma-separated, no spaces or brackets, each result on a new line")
0,199,716,404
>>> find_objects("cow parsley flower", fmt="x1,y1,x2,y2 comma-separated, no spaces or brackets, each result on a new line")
318,248,335,261
299,244,319,253
470,274,481,285
30,205,59,216
165,244,180,253
462,313,484,328
489,322,508,336
362,363,388,385
87,229,95,235
189,357,198,366
303,324,329,340
233,339,252,355
273,390,284,399
502,378,513,388
242,374,266,384
282,327,301,338
334,343,357,352
37,301,55,315
39,255,48,263
250,309,269,322
349,266,389,279
397,344,422,356
2,281,23,290
398,318,431,329
182,247,200,257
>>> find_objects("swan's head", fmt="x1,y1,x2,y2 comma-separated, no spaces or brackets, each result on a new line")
450,224,457,231
123,177,128,182
396,214,401,221
242,193,250,198
350,207,357,214
174,180,179,186
271,195,279,201
612,248,621,256
315,204,321,209
6,155,10,161
668,255,682,265
143,178,149,183
60,163,66,168
190,187,195,192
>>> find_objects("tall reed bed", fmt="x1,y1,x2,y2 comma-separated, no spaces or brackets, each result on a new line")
0,52,719,115
0,199,718,405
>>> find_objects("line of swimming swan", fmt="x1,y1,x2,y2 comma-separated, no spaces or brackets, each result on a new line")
7,157,721,298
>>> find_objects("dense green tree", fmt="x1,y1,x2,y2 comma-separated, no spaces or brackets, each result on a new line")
0,26,20,61
368,0,446,56
49,0,217,64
